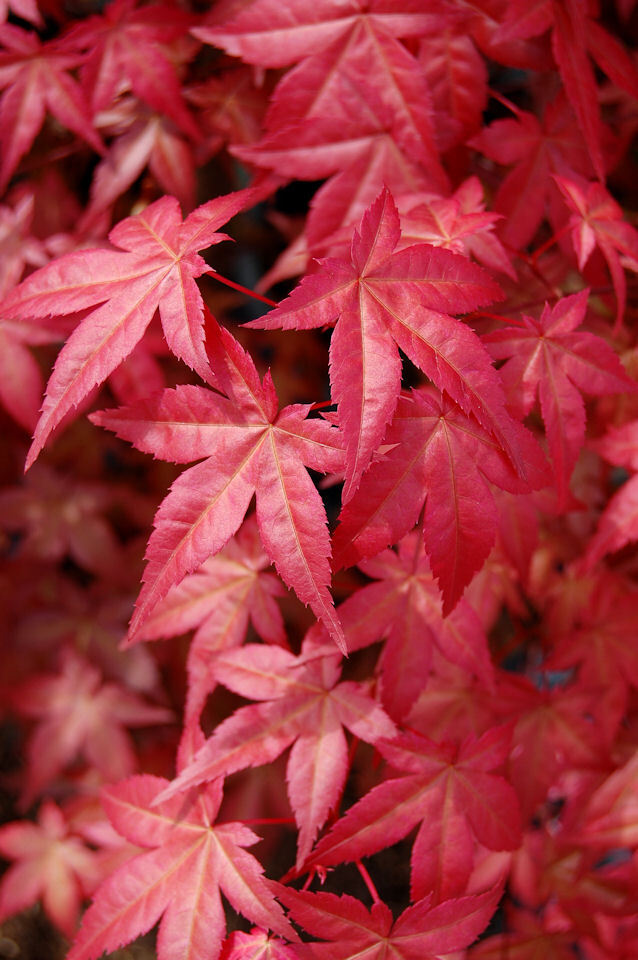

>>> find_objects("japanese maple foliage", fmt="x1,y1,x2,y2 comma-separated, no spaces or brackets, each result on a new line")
0,2,638,960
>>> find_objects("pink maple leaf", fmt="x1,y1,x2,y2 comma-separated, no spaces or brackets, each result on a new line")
0,800,101,937
90,320,345,649
136,514,286,723
555,175,638,330
60,0,200,139
332,388,547,614
66,774,294,960
335,531,494,720
155,637,396,866
13,649,173,802
1,186,257,467
0,24,104,193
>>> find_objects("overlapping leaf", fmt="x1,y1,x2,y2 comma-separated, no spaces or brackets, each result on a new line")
91,321,345,649
67,775,293,960
335,532,494,719
137,515,286,723
155,639,396,866
250,187,528,504
308,725,521,902
483,290,634,508
0,24,104,193
2,188,256,467
332,388,547,613
273,884,502,960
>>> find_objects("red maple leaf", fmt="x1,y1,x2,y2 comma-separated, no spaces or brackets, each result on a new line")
66,774,294,960
60,0,200,139
2,187,257,467
418,26,488,152
154,637,396,866
0,24,104,193
332,388,547,614
483,290,634,508
492,673,613,820
308,724,521,902
221,928,298,960
469,94,593,249
582,418,638,569
335,531,494,720
397,177,515,279
0,461,124,576
249,187,529,505
554,175,638,330
273,884,503,960
496,0,638,181
91,320,345,649
83,99,198,223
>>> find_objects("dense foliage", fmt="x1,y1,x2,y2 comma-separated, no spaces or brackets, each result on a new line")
1,1,638,958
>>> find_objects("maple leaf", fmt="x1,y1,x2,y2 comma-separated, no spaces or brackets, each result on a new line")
273,884,502,960
418,26,487,152
332,388,547,614
13,649,173,802
496,0,638,182
13,576,160,695
492,673,613,820
1,187,257,467
555,175,638,329
83,100,197,223
308,724,520,902
397,177,515,279
234,25,447,190
195,1,443,72
0,800,101,937
582,418,638,570
186,67,271,153
66,775,294,960
335,532,494,720
547,570,638,716
221,928,299,960
469,909,577,959
91,321,345,649
249,187,530,504
469,95,594,249
137,514,286,723
0,461,124,576
155,638,396,866
483,290,634,508
60,0,200,140
0,24,104,194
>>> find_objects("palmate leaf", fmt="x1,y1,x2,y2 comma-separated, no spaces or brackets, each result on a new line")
91,321,345,650
136,515,286,724
155,639,396,866
66,776,294,960
483,290,634,508
1,187,257,468
307,725,520,902
272,884,503,960
335,532,494,720
332,388,548,614
250,187,529,505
